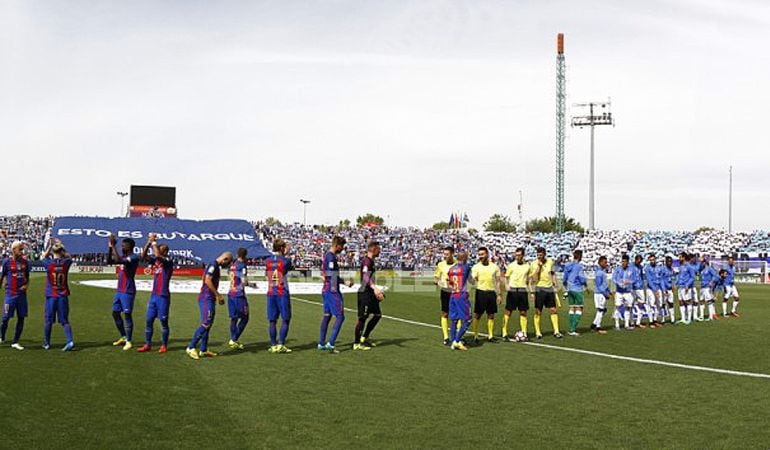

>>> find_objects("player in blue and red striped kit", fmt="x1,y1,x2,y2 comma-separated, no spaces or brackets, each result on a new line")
447,252,472,351
108,234,139,351
41,240,75,351
187,252,233,360
0,241,31,350
227,247,252,350
318,236,353,354
266,239,295,353
137,234,174,354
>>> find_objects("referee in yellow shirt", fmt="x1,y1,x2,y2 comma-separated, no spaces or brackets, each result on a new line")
530,246,563,339
471,247,502,344
502,247,531,341
433,246,456,345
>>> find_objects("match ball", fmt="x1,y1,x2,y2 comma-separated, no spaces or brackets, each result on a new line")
514,331,528,342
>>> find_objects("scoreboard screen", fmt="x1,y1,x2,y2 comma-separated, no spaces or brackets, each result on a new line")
130,185,176,207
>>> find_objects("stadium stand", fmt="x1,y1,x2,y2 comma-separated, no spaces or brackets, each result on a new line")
4,215,770,270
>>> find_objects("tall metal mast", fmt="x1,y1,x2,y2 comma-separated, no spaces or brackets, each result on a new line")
571,101,614,230
555,33,566,234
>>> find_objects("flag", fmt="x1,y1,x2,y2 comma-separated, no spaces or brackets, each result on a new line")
448,212,455,227
462,212,469,226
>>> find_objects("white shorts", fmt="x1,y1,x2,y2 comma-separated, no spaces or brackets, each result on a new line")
615,292,634,308
699,287,714,302
594,294,608,310
725,285,739,299
645,289,662,307
663,290,674,304
633,289,646,304
678,287,692,302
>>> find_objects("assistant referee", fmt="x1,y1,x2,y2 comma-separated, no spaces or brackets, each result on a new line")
433,246,456,345
471,247,502,344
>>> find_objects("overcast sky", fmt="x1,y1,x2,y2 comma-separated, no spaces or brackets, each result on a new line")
1,0,768,231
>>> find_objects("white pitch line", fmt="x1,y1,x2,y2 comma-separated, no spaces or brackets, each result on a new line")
293,296,770,380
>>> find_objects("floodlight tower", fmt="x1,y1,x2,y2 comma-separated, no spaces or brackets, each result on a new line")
555,33,566,234
571,101,614,231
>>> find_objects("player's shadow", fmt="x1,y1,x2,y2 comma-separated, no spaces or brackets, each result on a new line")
23,340,104,351
216,341,273,357
365,337,418,348
165,338,200,352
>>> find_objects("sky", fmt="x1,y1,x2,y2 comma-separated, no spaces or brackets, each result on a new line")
1,0,769,231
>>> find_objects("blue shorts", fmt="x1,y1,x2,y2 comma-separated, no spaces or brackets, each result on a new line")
228,295,249,319
45,296,70,324
449,292,471,321
199,298,216,327
147,295,170,322
112,292,136,314
267,294,291,321
4,294,28,319
322,291,344,317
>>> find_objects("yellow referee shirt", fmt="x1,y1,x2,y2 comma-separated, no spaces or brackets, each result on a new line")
530,258,555,289
434,260,455,290
472,262,500,292
506,261,530,290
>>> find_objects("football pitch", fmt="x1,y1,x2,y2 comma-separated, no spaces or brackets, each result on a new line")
2,274,770,449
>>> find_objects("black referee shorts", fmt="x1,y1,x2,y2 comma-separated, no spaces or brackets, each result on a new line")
357,291,381,317
440,290,450,313
535,290,556,310
506,290,529,312
474,290,498,315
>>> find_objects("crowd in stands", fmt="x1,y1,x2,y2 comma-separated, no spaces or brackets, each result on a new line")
2,216,770,270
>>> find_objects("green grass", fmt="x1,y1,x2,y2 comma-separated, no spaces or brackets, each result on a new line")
2,274,770,449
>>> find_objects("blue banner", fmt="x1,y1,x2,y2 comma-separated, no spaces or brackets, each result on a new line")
52,216,270,262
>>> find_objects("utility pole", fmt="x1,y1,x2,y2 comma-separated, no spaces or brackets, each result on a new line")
116,191,128,217
300,199,311,227
555,33,566,234
571,101,614,231
728,166,733,233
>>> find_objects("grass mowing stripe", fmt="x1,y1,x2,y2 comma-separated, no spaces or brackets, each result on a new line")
293,296,770,380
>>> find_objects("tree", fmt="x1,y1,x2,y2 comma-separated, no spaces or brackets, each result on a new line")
483,214,517,232
356,213,384,227
525,216,584,234
264,216,281,226
432,221,450,231
338,219,351,229
695,226,714,234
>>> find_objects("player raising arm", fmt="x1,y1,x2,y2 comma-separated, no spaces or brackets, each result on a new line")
108,234,140,350
41,240,75,351
137,234,174,353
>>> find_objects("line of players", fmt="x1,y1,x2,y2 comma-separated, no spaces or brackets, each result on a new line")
0,234,743,355
0,233,385,357
433,246,743,350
